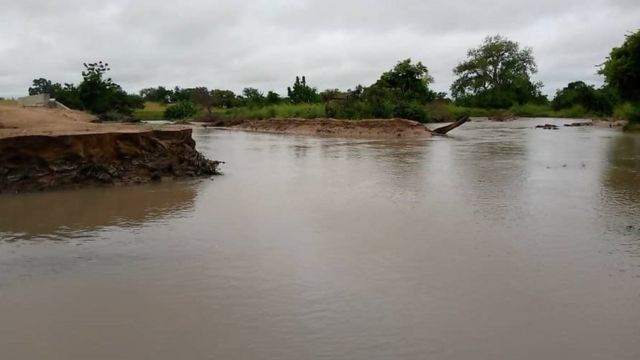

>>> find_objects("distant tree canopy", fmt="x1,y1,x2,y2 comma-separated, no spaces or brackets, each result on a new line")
76,62,144,117
191,87,215,115
211,89,238,108
600,30,640,103
319,89,342,102
551,81,614,116
451,35,544,108
372,58,435,103
139,86,172,103
28,30,640,123
265,91,282,105
171,87,195,102
287,76,319,104
28,78,62,96
325,59,437,122
28,78,83,109
242,87,265,107
29,62,143,118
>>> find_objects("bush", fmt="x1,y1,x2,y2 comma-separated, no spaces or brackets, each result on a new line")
613,102,640,123
509,103,552,117
551,81,614,116
164,101,199,120
424,102,451,122
393,102,428,122
222,103,326,120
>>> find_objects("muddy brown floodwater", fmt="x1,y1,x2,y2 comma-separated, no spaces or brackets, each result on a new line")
1,119,639,360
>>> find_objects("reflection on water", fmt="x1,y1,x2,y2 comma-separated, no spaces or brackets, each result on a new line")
604,133,640,205
602,133,640,257
0,181,198,242
1,121,640,360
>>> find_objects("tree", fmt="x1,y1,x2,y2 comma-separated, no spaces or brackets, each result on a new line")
242,87,265,107
172,87,195,102
320,60,438,122
599,30,640,103
287,76,319,103
164,101,199,120
140,86,172,103
372,59,435,103
191,87,215,115
29,78,62,96
359,59,435,121
451,35,541,108
320,89,342,102
265,91,281,105
211,89,237,108
55,83,83,109
76,61,143,117
552,81,614,115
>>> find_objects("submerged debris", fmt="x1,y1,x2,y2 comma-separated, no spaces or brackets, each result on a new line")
536,124,559,130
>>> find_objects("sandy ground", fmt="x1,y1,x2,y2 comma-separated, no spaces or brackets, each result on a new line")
0,105,179,138
591,119,627,128
230,118,432,138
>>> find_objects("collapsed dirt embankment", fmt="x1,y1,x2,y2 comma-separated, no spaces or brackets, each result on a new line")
0,105,220,193
229,118,432,138
226,116,470,138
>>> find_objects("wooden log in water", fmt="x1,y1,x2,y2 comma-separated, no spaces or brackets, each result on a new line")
429,114,470,135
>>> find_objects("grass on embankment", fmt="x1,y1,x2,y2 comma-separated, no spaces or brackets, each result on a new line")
133,101,626,123
222,103,326,120
446,103,601,120
133,102,327,121
133,101,168,120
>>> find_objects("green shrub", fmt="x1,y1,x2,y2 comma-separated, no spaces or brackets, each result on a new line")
509,103,553,117
223,103,326,120
164,101,199,120
393,102,428,122
555,105,589,119
613,102,640,123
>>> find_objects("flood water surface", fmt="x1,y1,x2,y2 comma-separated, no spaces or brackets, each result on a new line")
1,119,639,359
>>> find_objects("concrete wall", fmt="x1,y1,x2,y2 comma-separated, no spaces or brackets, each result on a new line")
17,94,50,107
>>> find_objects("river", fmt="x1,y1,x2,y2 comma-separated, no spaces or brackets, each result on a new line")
1,119,639,359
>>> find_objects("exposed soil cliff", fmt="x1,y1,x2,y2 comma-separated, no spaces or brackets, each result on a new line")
0,105,220,193
0,129,220,193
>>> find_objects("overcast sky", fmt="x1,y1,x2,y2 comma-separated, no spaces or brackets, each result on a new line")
1,0,638,98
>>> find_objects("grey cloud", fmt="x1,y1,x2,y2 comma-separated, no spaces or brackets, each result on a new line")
0,0,638,97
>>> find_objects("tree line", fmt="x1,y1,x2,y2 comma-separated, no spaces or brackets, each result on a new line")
28,30,640,123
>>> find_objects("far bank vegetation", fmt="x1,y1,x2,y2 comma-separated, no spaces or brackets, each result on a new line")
26,30,640,127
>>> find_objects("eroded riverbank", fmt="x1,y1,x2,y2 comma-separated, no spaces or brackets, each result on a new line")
0,105,221,193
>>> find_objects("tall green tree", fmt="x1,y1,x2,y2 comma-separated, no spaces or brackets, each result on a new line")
363,59,435,121
552,81,614,115
599,30,640,103
451,35,542,108
324,60,436,122
28,78,62,96
172,87,195,102
287,76,319,103
265,91,281,105
242,87,265,107
139,86,172,103
191,87,215,115
372,59,435,103
77,61,143,117
55,83,83,109
211,89,237,108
